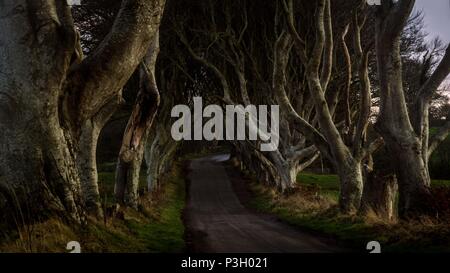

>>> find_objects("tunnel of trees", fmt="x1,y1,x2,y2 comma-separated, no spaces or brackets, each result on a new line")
0,0,449,232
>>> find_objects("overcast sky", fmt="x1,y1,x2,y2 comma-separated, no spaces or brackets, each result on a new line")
415,0,450,43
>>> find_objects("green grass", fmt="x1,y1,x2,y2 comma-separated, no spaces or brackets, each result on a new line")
121,175,186,253
98,167,147,205
298,173,339,190
94,164,186,253
431,179,450,187
298,172,450,190
298,173,340,201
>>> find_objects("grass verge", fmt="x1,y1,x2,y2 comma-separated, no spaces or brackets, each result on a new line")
0,163,186,253
246,173,450,253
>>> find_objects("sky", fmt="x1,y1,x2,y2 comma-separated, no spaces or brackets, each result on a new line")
415,0,450,43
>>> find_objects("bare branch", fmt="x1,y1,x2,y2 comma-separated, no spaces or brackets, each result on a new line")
352,11,373,158
320,0,333,91
360,137,384,161
418,45,450,102
282,0,308,65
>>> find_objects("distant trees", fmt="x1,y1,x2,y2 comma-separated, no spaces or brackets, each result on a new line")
170,0,322,191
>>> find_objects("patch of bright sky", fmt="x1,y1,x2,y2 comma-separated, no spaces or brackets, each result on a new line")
414,0,450,43
414,0,449,91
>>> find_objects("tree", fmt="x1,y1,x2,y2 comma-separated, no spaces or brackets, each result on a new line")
280,0,384,214
374,0,450,218
115,33,161,208
0,0,166,221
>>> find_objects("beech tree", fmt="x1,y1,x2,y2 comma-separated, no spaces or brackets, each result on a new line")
278,0,386,214
145,76,182,192
73,0,165,210
0,0,166,220
115,33,161,209
374,0,450,218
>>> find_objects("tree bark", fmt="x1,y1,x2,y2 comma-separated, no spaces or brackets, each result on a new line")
0,0,84,221
336,158,364,214
115,33,161,208
387,140,436,217
78,96,122,217
145,123,178,192
360,166,398,221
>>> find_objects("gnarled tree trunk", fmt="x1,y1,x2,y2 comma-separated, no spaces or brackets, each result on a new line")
0,0,86,222
386,139,435,217
145,123,178,192
78,96,122,218
115,33,161,208
336,157,364,214
0,0,166,221
361,173,397,221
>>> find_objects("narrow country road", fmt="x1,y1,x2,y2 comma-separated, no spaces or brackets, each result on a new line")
184,154,342,253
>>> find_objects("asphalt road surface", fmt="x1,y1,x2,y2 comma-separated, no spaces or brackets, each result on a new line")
184,154,342,253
